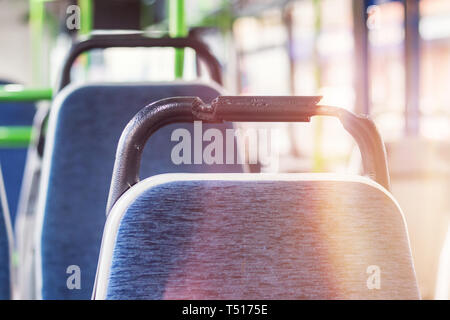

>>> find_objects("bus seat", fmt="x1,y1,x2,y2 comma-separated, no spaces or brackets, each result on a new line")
93,95,419,300
35,82,243,300
94,173,420,300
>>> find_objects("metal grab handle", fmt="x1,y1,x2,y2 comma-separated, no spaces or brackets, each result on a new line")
58,32,223,91
106,96,391,214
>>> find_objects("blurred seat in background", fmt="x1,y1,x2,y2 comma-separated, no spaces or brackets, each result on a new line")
34,83,244,300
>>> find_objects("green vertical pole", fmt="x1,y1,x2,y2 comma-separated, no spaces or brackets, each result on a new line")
79,0,93,69
29,0,45,86
169,0,187,79
79,0,93,35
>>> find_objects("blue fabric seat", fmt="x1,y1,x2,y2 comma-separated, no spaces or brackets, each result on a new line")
0,166,12,300
35,82,243,300
0,81,36,224
94,173,420,300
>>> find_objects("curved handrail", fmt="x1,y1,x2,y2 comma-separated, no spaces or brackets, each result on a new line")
106,96,390,214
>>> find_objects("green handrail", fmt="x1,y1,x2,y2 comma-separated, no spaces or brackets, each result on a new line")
0,127,33,148
0,86,53,102
30,0,46,85
169,0,187,79
0,86,52,146
79,0,93,36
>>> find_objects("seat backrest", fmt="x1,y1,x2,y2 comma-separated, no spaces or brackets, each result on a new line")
94,173,420,300
35,82,243,300
0,165,12,300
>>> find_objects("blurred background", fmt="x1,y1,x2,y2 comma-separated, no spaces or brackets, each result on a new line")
0,0,449,299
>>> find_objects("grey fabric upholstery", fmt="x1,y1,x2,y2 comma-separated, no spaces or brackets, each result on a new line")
95,173,420,300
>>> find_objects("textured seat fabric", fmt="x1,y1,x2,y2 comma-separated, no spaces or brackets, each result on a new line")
95,173,420,300
0,81,36,223
0,167,12,300
36,82,243,300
